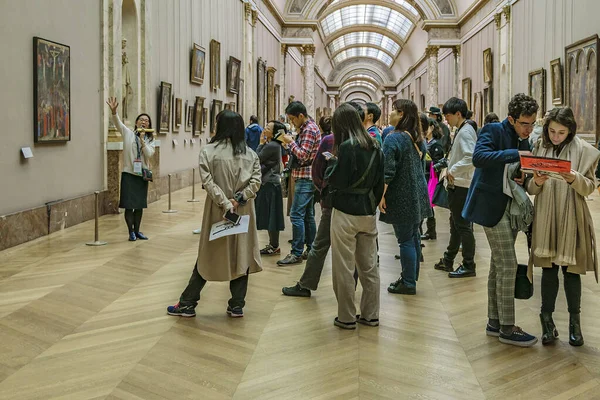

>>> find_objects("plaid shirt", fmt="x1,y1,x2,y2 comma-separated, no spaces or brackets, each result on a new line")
289,118,321,180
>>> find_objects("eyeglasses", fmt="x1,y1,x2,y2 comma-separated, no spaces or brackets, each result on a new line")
515,119,536,129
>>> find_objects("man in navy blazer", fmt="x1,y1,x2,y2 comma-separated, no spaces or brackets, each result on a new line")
462,93,539,348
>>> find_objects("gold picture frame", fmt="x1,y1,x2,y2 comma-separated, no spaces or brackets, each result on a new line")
190,43,205,85
462,78,472,109
483,48,493,84
158,81,172,133
210,40,221,91
528,68,546,120
192,96,205,136
549,58,563,105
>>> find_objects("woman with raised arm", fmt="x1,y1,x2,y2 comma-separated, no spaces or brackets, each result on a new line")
106,97,155,241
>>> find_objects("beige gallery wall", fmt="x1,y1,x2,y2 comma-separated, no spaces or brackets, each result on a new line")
0,0,103,216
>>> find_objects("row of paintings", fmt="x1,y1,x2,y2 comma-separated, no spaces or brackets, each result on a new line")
157,81,235,136
190,40,240,95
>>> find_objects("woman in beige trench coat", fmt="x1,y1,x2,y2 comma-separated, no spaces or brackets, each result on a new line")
526,107,600,346
167,110,262,318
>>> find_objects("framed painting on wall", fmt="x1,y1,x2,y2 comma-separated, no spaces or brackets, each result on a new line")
462,78,472,109
267,67,276,121
158,81,172,133
483,86,493,116
210,100,223,136
185,102,192,132
528,68,546,120
172,95,179,133
238,78,245,118
483,48,493,84
227,56,241,94
192,96,205,137
473,92,483,127
34,37,71,142
190,43,205,85
210,39,221,91
257,58,267,125
224,103,232,111
274,84,280,119
549,58,563,105
565,35,599,144
202,108,208,129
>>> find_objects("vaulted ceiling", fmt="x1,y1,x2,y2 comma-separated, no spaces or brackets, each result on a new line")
273,0,464,101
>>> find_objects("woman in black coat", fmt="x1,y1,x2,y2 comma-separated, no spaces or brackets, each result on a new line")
421,117,445,240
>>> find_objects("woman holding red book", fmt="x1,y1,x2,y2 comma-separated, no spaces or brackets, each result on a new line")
526,107,600,347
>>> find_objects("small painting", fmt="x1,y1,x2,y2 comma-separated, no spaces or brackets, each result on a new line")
238,78,245,119
210,40,221,91
549,58,563,105
473,92,483,127
483,48,493,84
190,43,205,85
227,56,241,94
483,86,493,116
173,97,182,133
192,96,205,137
257,58,267,125
202,108,208,129
211,100,223,136
185,101,192,132
274,84,280,118
565,35,599,144
462,78,472,109
224,103,231,111
34,37,71,142
528,68,546,120
158,81,172,133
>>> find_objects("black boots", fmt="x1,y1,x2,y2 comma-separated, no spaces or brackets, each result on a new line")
434,258,453,272
421,218,437,240
540,312,559,345
448,264,476,278
569,313,584,346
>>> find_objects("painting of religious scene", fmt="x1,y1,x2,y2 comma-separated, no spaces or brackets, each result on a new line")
191,43,205,85
210,40,221,91
565,35,599,144
227,56,241,94
34,37,71,142
158,81,172,133
528,69,546,121
192,96,204,137
550,58,563,105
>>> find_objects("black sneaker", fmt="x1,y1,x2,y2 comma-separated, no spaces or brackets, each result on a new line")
448,264,476,278
277,253,303,266
486,323,500,337
302,250,309,260
356,315,379,327
167,302,196,317
282,283,311,297
434,258,453,272
387,280,416,295
499,326,538,347
226,306,244,318
334,317,356,330
260,245,281,256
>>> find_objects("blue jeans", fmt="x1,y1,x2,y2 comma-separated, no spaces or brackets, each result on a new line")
392,222,421,288
290,178,316,257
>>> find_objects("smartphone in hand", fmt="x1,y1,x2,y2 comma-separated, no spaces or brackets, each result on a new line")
322,151,336,161
223,210,241,225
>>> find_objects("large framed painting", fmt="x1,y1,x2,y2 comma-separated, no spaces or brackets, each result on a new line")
192,96,205,137
473,92,483,128
462,78,472,109
528,68,546,120
185,101,192,132
238,78,245,118
565,35,599,144
483,86,493,116
549,58,563,105
158,81,172,133
210,40,221,91
202,108,208,130
227,56,241,94
190,43,205,85
257,58,267,125
171,95,179,133
267,67,276,121
210,100,223,136
483,48,493,84
34,37,71,143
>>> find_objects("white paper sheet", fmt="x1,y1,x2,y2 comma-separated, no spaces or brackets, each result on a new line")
209,215,250,241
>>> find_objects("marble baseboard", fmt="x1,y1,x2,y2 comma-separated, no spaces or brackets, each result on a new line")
0,191,108,252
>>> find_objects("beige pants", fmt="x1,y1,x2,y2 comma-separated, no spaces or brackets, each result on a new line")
330,208,380,323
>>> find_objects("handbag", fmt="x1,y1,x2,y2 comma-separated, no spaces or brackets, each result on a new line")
515,264,533,299
432,169,449,209
136,135,153,182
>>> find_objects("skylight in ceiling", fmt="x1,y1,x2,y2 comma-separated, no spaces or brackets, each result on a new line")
341,80,379,93
333,47,394,66
328,32,400,55
329,0,419,18
321,5,413,39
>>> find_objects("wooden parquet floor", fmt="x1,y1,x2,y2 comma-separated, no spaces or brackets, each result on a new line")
1,186,600,399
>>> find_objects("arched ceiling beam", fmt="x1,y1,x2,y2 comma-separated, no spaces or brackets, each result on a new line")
329,44,396,64
320,0,419,25
341,85,378,99
341,76,382,89
329,59,396,83
306,0,438,21
338,69,386,85
323,25,407,49
343,90,374,102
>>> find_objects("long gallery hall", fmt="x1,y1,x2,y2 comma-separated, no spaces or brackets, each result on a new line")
2,0,600,399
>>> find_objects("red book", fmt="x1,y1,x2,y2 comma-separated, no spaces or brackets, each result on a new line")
520,154,571,175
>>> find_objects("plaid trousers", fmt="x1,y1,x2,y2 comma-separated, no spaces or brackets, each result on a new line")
483,207,519,326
